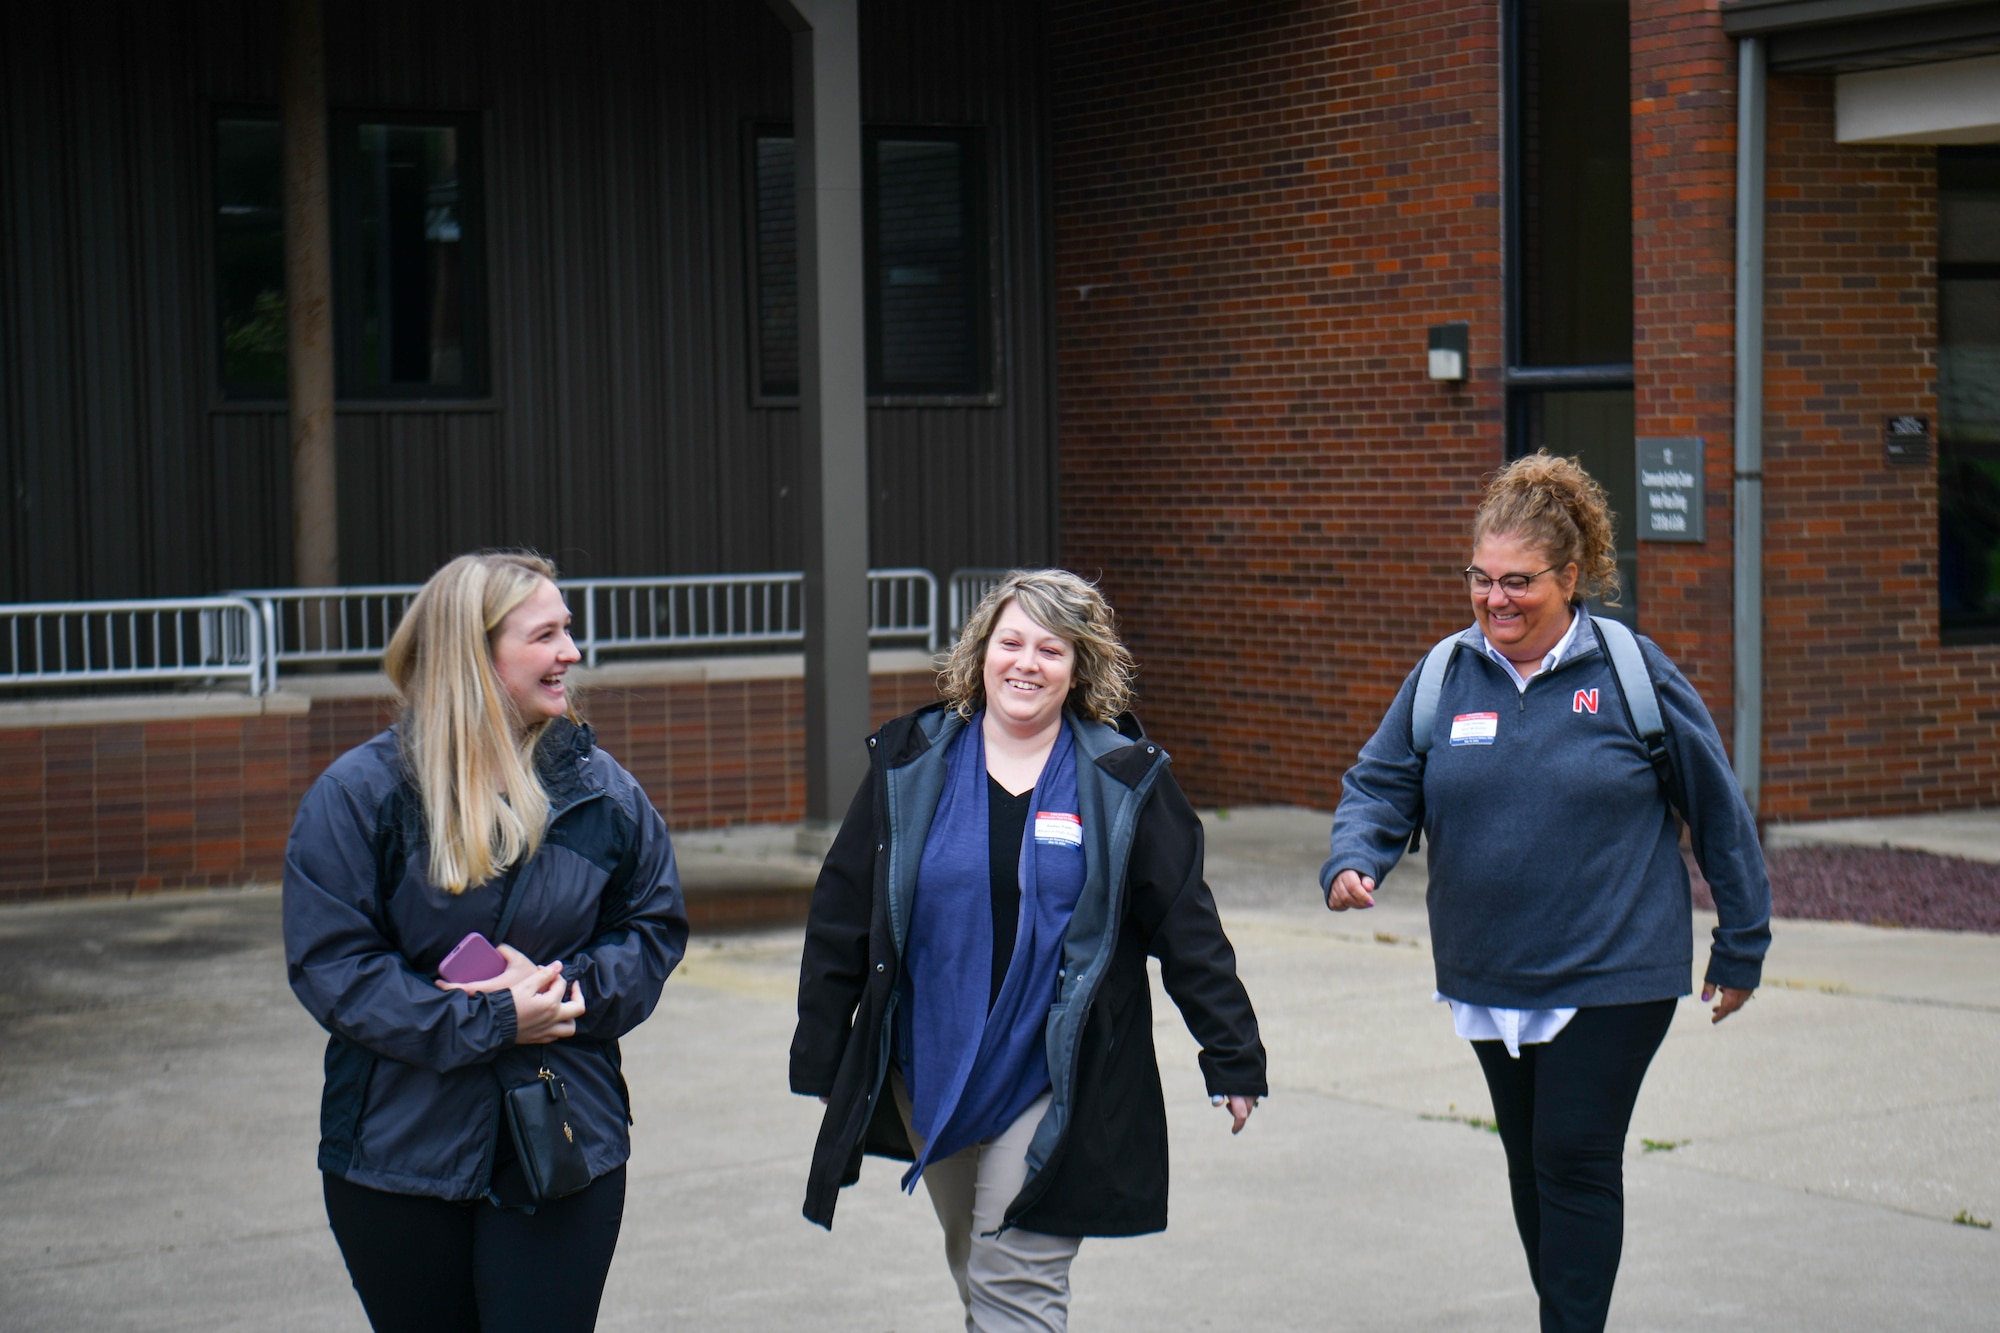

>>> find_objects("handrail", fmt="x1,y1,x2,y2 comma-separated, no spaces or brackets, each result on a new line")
0,597,265,695
947,567,1012,636
231,568,942,684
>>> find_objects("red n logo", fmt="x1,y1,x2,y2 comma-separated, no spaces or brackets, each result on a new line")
1573,689,1599,715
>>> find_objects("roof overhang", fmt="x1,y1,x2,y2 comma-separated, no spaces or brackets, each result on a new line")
1720,0,2000,73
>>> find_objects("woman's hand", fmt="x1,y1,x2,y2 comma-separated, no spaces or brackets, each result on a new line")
1216,1094,1258,1134
435,944,586,1043
1325,869,1376,911
1701,983,1753,1024
434,942,540,996
512,966,586,1044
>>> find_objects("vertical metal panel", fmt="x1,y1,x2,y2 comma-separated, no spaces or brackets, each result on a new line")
0,0,1055,600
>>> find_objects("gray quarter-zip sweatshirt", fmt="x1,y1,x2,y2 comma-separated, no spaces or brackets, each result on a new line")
1322,606,1770,1008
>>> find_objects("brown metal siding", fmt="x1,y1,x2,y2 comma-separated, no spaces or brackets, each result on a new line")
0,0,1054,600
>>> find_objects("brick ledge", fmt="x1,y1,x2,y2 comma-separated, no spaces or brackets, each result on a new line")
0,649,941,729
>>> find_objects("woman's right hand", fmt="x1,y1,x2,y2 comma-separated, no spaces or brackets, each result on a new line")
1325,868,1377,911
511,965,585,1044
435,944,586,1043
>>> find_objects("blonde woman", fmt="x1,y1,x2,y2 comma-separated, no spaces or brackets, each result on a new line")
792,568,1266,1331
284,552,687,1333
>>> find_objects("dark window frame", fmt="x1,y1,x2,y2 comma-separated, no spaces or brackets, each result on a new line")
209,106,491,404
1937,144,2000,646
1501,0,1641,628
746,121,1000,408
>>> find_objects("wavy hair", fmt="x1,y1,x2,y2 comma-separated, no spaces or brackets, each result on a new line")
938,569,1136,723
382,552,568,893
1472,452,1623,606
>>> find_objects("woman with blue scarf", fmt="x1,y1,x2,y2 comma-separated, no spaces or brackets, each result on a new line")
792,569,1268,1331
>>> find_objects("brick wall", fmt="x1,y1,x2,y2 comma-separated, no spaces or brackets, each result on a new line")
1051,1,2000,819
1758,77,2000,818
1050,0,1506,807
0,671,938,903
1630,0,1740,713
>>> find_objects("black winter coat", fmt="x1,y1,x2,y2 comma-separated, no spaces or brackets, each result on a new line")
790,704,1267,1237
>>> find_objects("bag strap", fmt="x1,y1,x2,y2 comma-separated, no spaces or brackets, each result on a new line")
1591,616,1675,797
492,861,527,946
1404,631,1464,852
1409,631,1465,758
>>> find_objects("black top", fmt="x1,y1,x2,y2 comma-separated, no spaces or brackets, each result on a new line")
987,774,1032,1010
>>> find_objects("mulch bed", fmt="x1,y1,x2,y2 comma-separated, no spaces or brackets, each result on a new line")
1689,845,2000,934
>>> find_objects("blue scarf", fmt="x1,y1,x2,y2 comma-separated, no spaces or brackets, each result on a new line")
900,713,1086,1188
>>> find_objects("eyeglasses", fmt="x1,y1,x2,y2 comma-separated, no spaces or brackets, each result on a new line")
1463,566,1558,597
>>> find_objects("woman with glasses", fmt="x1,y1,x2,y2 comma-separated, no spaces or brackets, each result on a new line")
1320,453,1770,1333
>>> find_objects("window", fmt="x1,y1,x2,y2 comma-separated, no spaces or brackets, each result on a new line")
1505,0,1638,623
1939,147,2000,642
212,112,487,400
752,126,989,401
215,118,288,395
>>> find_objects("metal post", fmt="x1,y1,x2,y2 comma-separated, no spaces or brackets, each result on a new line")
768,0,872,829
283,0,337,588
1732,35,1766,817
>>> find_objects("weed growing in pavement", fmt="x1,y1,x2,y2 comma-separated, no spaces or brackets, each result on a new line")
1952,1210,1992,1229
1641,1139,1690,1153
1421,1111,1499,1134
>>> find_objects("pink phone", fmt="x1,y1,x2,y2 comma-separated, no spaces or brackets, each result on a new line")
438,932,507,983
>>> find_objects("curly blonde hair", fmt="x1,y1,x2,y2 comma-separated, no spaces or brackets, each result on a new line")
1472,452,1623,607
938,569,1136,723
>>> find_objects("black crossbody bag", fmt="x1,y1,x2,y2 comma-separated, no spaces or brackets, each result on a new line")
491,869,593,1203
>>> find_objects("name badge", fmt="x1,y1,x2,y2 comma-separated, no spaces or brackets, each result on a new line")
1449,712,1498,746
1034,812,1083,847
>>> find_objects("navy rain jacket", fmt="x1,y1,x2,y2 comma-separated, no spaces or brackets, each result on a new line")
284,720,688,1201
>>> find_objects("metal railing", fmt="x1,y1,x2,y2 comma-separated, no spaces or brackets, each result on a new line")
947,567,1012,636
0,598,265,694
234,585,419,694
864,568,939,655
232,568,942,689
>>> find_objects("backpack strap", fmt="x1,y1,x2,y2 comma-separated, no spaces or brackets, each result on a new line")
1592,616,1674,797
1405,631,1467,851
1410,631,1465,757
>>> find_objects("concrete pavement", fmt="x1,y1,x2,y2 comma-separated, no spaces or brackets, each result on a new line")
1,806,1996,1330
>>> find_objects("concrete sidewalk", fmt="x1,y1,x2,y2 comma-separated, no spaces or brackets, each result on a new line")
1,807,1996,1330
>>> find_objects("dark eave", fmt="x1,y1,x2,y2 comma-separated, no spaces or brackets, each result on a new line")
1721,0,2000,72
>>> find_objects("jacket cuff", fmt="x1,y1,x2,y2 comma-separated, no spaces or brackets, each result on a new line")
789,1059,835,1098
489,988,519,1048
1703,952,1763,992
1198,1052,1269,1099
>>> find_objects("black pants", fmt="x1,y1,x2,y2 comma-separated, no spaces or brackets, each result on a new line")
1472,999,1676,1333
322,1167,627,1333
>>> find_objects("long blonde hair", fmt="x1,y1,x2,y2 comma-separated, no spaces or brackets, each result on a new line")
938,569,1136,723
383,552,568,893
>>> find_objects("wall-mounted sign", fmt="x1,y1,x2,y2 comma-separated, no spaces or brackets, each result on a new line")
1885,415,1930,466
1636,437,1705,543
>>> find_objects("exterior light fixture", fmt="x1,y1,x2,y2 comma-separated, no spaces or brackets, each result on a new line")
1427,322,1469,382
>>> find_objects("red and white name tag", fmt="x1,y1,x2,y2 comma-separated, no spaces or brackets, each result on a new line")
1449,712,1498,746
1034,812,1083,847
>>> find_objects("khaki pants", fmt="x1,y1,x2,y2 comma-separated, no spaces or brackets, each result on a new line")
890,1069,1083,1332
